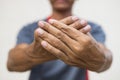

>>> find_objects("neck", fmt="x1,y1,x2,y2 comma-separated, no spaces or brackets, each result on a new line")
50,10,72,20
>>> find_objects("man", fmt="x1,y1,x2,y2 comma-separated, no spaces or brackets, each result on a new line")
7,0,112,80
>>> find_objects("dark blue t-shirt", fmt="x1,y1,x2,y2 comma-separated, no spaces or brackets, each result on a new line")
17,19,106,80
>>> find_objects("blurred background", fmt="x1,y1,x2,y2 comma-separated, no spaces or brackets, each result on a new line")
0,0,120,80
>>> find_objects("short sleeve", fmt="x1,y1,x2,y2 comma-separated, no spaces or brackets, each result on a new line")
89,22,106,44
16,22,38,45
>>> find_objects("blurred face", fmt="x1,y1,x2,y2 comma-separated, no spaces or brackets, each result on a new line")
49,0,75,12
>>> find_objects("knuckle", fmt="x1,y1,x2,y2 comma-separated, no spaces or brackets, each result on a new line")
82,37,92,46
71,20,81,28
44,22,49,30
57,24,63,29
56,31,64,39
53,39,60,45
46,45,52,51
53,39,62,48
81,36,92,47
73,44,82,53
61,27,71,32
75,20,80,26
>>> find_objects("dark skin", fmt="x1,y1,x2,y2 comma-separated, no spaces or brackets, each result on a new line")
39,19,112,72
7,16,90,71
7,0,112,72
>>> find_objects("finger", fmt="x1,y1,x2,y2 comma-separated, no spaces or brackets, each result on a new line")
41,41,68,61
60,17,90,34
34,28,43,42
38,21,78,51
48,19,87,41
37,28,75,57
60,16,79,25
69,19,87,29
80,25,91,33
38,22,82,59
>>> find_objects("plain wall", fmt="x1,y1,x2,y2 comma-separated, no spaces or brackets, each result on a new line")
0,0,120,80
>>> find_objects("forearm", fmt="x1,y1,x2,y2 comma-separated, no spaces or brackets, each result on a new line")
85,33,112,72
96,43,112,72
7,43,53,72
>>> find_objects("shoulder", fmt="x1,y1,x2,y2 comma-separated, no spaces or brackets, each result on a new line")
88,21,106,43
19,18,47,32
88,21,102,31
18,20,39,39
88,21,105,34
16,21,39,44
20,21,38,33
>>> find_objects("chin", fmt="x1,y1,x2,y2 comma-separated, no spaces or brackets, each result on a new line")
54,5,70,11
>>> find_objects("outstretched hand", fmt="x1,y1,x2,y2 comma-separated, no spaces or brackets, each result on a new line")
37,18,106,72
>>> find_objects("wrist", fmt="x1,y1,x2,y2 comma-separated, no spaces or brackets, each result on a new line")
96,43,113,72
25,42,43,58
25,42,57,60
96,56,107,72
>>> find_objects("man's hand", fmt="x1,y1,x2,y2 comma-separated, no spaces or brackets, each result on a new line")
32,16,91,60
8,16,92,71
8,16,92,72
38,19,112,72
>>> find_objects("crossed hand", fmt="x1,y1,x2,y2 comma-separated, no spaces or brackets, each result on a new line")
32,16,105,71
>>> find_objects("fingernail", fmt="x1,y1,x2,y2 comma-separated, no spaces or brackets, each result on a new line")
41,41,47,48
83,25,91,31
36,28,44,35
80,20,87,26
49,19,55,24
72,16,79,21
38,21,44,27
